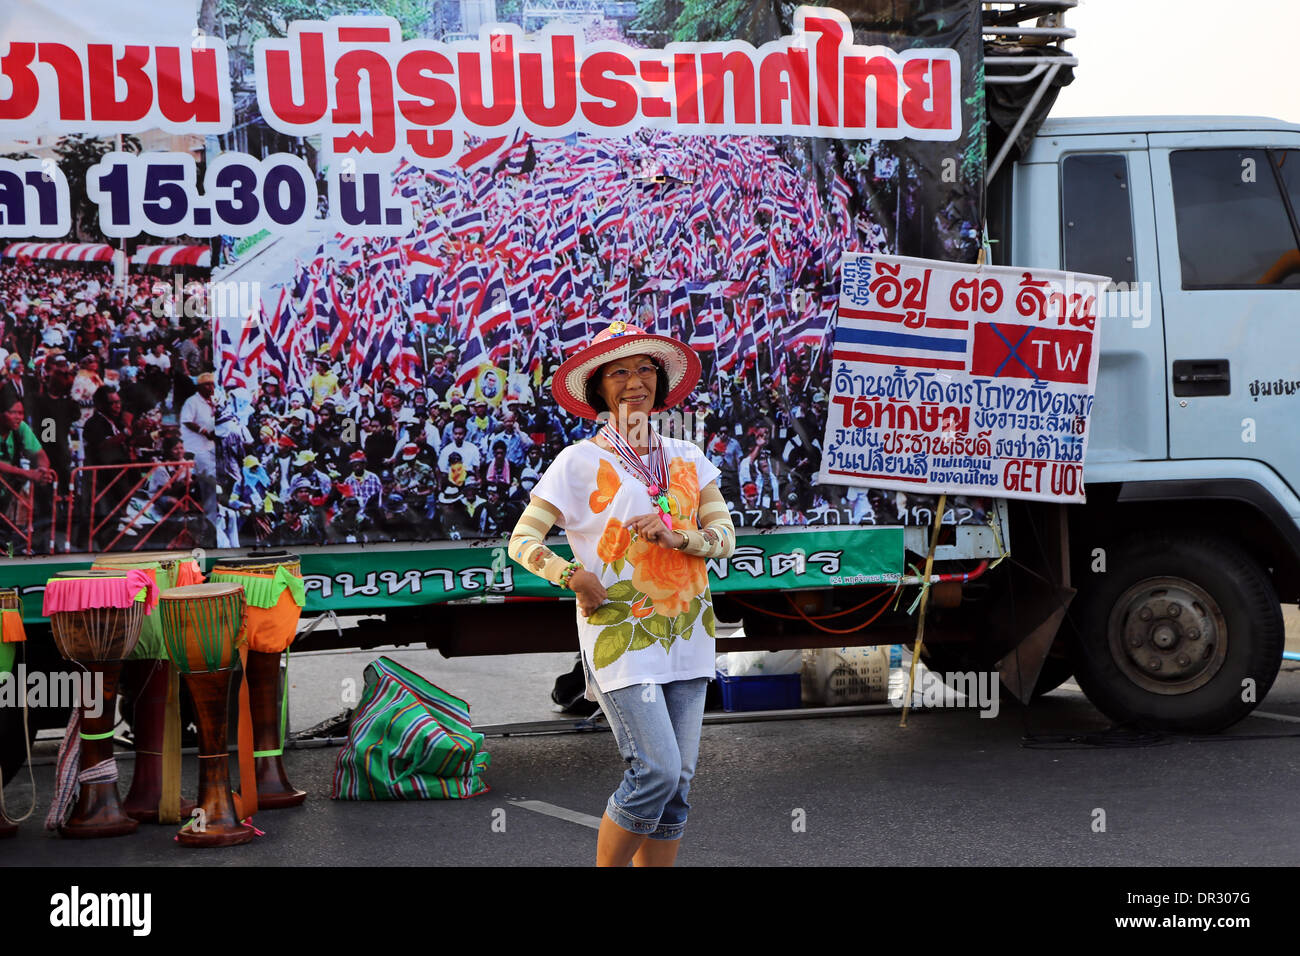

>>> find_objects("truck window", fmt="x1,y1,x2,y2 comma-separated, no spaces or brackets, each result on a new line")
1061,154,1136,287
1169,148,1300,288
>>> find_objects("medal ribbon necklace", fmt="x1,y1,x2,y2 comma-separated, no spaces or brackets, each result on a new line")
600,420,674,530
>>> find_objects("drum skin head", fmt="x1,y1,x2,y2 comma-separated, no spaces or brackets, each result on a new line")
160,583,243,600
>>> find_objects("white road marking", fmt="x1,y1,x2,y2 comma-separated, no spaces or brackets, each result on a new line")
1247,710,1300,724
509,799,602,829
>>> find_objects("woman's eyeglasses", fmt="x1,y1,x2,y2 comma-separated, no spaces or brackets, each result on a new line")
603,364,658,383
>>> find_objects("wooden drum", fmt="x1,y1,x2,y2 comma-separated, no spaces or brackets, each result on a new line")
92,550,205,824
158,584,251,848
209,551,307,810
42,569,154,839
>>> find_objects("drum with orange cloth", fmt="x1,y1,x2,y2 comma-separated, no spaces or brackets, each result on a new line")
91,550,205,824
208,551,306,809
42,569,155,838
0,588,26,838
158,583,252,848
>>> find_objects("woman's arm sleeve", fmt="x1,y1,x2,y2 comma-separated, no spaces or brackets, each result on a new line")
508,495,576,588
676,481,735,559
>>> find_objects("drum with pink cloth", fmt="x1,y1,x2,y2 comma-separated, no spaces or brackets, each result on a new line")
42,569,156,839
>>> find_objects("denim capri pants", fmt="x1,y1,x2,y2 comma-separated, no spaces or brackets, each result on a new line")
586,664,710,841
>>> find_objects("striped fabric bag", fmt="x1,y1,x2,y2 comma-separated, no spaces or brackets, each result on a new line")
331,657,491,800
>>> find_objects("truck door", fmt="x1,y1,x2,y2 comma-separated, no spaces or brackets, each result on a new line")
1149,133,1300,496
1022,133,1169,464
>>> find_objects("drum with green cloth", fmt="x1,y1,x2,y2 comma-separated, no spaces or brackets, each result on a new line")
157,583,254,847
158,583,245,673
92,551,206,659
208,551,308,810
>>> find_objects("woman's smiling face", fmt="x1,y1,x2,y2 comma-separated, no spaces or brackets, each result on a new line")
596,353,658,414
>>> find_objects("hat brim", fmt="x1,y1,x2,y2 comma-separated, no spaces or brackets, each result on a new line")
551,333,701,420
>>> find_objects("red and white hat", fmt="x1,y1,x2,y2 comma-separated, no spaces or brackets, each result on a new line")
551,321,700,420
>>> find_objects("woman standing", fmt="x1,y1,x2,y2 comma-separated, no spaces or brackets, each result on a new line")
509,321,736,867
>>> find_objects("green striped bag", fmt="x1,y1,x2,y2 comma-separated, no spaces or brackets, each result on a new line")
331,657,490,800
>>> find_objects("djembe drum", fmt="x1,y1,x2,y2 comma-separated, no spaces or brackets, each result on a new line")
158,583,251,848
0,588,27,838
92,551,205,823
209,551,306,809
42,569,154,838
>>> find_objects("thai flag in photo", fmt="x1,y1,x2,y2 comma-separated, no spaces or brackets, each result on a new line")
715,311,739,372
455,322,487,389
559,312,590,353
832,312,969,371
508,278,532,325
687,302,715,352
669,286,691,322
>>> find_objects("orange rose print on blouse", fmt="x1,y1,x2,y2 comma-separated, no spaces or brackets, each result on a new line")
596,515,631,564
667,456,699,520
589,459,620,514
629,595,655,619
627,523,708,618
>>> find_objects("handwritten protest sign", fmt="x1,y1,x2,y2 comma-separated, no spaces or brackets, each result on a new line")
817,253,1108,503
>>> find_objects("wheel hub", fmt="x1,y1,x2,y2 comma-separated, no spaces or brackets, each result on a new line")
1108,578,1227,695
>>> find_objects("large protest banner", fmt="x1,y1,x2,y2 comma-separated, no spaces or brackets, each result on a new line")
818,253,1107,502
0,1,988,559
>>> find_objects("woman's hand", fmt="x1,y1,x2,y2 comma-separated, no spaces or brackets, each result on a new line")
569,569,607,617
625,512,687,550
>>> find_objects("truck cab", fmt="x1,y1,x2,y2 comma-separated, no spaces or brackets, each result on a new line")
988,116,1300,730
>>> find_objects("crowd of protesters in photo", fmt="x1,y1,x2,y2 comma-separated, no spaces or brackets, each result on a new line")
0,262,211,553
0,260,976,555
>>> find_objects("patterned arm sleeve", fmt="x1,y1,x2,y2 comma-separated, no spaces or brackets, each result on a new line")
675,481,735,559
508,495,577,588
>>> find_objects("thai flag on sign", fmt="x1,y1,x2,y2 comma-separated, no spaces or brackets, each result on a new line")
832,315,968,371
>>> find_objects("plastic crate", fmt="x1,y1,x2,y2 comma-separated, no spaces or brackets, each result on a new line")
715,669,802,712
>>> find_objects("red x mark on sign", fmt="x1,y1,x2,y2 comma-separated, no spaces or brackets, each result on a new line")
971,322,1093,384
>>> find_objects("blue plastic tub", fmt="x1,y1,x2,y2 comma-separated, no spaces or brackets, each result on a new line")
715,669,802,712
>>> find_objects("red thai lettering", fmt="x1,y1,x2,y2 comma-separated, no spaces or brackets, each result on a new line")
803,13,844,127
0,44,40,121
900,58,952,130
332,49,396,154
758,48,810,125
38,44,86,121
155,47,223,124
673,53,699,124
396,49,456,126
843,55,896,129
262,30,328,125
699,51,755,124
458,36,517,127
520,35,577,128
580,51,637,128
87,44,152,123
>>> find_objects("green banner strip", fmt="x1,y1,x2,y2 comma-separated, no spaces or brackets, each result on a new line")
1,527,903,620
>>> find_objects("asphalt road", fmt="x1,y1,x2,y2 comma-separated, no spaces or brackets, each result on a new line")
4,616,1298,867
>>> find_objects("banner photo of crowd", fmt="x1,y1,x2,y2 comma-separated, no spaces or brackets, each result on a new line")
0,1,988,555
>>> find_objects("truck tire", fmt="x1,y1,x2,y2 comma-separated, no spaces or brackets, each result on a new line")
1066,532,1284,733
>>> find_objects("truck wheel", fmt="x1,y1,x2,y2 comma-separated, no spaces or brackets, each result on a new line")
1067,533,1283,733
